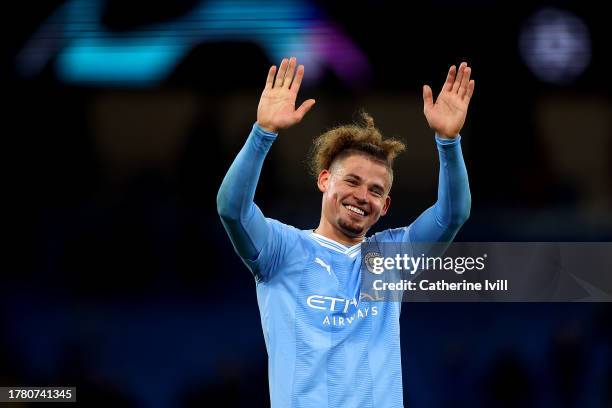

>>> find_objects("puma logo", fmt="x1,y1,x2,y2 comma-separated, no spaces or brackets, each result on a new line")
314,257,332,275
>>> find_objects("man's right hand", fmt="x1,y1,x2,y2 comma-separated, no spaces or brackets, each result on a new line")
256,57,316,133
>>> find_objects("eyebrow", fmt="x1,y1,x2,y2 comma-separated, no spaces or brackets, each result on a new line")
345,173,385,192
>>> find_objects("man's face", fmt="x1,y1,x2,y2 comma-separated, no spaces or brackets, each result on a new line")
318,153,391,239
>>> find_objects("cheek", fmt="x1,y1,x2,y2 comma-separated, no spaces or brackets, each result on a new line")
371,200,385,215
326,184,344,203
324,189,340,210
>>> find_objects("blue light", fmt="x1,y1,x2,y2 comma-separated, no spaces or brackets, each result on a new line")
17,0,370,87
57,40,186,86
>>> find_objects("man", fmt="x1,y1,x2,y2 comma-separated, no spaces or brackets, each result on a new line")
217,57,473,407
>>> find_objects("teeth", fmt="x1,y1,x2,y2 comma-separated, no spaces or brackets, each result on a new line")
346,205,365,216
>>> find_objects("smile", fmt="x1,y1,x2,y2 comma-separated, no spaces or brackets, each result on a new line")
344,204,366,216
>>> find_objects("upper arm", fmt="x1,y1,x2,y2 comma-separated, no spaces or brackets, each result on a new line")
407,204,459,257
221,214,295,282
372,202,464,259
218,201,270,262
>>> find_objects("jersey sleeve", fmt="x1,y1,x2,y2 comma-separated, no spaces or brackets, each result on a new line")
217,122,282,281
376,134,471,256
241,218,299,281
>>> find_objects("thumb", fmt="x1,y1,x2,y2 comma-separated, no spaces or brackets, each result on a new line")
423,85,433,112
295,99,316,121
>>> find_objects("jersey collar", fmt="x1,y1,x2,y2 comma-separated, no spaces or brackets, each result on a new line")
309,231,361,258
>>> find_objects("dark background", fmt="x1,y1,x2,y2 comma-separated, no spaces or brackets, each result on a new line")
3,0,611,406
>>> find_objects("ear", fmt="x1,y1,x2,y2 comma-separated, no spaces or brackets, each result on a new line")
380,195,391,216
317,169,331,193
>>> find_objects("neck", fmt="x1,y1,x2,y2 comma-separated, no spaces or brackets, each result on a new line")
314,218,364,247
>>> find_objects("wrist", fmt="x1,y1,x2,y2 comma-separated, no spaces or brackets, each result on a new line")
256,121,278,134
435,133,461,145
435,132,457,140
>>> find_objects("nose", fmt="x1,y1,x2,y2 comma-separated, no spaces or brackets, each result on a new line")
353,185,368,203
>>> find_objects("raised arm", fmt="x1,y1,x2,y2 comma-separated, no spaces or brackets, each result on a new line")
409,63,474,250
216,57,315,261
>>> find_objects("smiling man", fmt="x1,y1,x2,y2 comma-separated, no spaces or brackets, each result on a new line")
310,116,403,244
217,57,473,407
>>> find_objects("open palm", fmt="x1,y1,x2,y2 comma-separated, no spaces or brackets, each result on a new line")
257,57,316,133
423,62,475,139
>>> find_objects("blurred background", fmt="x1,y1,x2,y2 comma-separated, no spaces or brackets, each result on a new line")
2,0,612,406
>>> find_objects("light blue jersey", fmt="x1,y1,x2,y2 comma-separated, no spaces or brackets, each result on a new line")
217,123,470,407
251,222,410,407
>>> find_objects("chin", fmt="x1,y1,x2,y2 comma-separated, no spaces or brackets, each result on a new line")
338,219,365,237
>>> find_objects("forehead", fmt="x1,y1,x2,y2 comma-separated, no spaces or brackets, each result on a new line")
333,154,391,187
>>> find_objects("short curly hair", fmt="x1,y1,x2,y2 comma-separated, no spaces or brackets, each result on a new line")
309,111,405,188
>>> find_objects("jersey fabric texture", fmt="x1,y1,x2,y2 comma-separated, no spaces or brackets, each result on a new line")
217,123,470,407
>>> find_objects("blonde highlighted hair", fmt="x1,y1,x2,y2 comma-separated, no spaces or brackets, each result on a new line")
309,111,405,184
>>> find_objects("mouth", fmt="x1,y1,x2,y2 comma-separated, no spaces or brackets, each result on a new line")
343,203,368,217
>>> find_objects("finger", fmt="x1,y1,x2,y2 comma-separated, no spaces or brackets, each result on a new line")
423,85,434,111
283,57,297,88
458,66,471,98
274,58,289,88
466,79,475,100
294,99,316,122
452,62,467,93
443,65,456,92
290,64,305,93
265,65,277,90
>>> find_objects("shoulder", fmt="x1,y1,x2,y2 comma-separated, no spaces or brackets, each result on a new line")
364,226,414,258
251,219,318,282
367,225,412,244
264,218,316,254
266,218,307,239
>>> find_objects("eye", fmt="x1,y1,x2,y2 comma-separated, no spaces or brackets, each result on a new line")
370,189,383,197
346,179,358,186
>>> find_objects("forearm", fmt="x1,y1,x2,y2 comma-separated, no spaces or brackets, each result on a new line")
432,134,471,228
410,135,471,245
216,122,278,260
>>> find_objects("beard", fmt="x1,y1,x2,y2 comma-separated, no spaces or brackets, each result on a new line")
338,217,364,237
